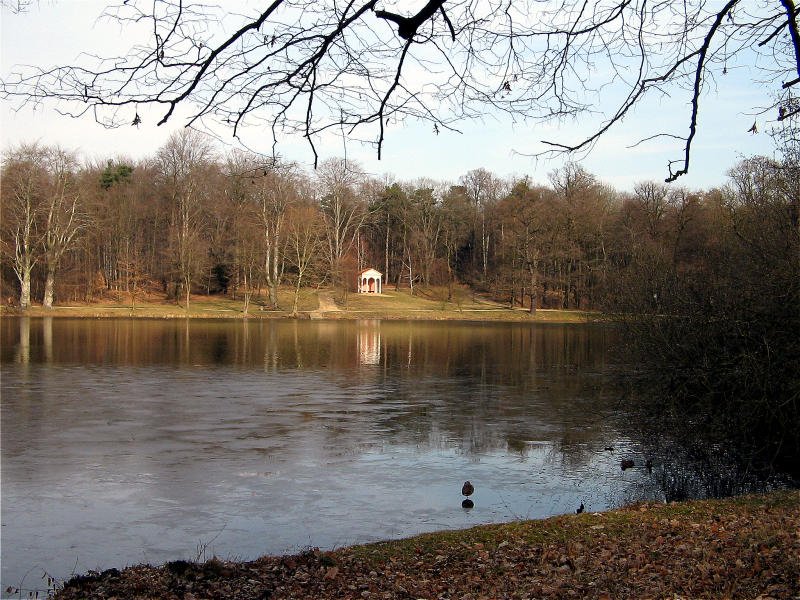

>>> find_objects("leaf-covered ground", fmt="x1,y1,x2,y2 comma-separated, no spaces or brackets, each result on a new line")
51,491,799,600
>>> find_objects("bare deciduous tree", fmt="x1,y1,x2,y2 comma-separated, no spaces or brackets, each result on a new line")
498,179,551,313
461,168,505,281
5,1,800,180
1,144,86,308
1,144,44,308
317,158,370,285
40,148,86,308
257,165,297,308
284,204,325,315
156,129,215,309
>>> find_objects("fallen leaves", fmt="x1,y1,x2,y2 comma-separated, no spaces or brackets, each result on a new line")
53,491,799,600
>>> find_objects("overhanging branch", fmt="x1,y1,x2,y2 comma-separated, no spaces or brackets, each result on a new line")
780,0,800,81
666,0,740,183
374,0,446,39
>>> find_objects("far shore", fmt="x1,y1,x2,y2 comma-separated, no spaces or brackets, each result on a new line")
1,287,601,323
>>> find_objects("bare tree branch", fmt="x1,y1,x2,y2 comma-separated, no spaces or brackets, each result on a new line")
666,0,740,183
374,0,447,40
780,0,800,80
3,0,800,179
158,0,287,126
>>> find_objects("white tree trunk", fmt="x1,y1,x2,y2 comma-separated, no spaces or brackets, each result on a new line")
18,266,32,309
43,265,56,308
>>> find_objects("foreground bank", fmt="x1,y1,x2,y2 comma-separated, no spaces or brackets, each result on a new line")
49,491,798,600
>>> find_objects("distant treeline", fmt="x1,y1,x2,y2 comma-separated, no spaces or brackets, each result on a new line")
1,130,796,317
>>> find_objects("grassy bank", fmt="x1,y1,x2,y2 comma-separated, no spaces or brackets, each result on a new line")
1,286,599,323
45,490,798,600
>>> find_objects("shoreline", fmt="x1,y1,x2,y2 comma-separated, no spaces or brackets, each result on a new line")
0,307,599,322
46,490,799,600
0,289,601,323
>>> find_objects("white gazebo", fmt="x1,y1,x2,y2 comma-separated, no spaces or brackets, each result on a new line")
357,268,383,294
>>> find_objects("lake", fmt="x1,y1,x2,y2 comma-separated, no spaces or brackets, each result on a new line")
1,317,657,594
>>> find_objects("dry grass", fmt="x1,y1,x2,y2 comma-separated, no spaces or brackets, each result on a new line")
0,286,597,323
331,286,597,322
0,288,320,319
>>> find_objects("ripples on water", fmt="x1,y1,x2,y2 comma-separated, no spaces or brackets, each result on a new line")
1,318,657,592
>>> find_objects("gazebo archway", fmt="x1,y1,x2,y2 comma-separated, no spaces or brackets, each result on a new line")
358,268,382,294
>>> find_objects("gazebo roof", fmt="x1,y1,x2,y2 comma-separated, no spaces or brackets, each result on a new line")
359,268,382,276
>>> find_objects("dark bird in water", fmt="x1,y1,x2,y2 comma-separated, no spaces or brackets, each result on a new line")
462,498,474,509
462,481,474,497
621,459,635,471
645,459,653,473
576,503,585,514
603,445,614,452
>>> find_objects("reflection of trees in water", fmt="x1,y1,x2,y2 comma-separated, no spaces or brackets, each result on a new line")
617,411,796,501
550,428,607,472
1,318,612,371
14,316,31,364
1,318,622,471
8,316,766,522
298,322,619,467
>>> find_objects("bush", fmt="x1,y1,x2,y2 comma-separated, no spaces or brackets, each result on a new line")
607,157,800,482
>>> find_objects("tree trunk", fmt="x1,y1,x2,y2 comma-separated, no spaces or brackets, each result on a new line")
406,245,414,296
43,265,56,308
529,264,537,315
268,254,279,308
264,242,279,309
19,267,32,309
384,212,390,285
242,271,250,315
267,281,278,309
292,275,303,316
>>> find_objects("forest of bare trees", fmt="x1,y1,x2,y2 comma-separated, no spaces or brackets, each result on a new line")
1,129,795,318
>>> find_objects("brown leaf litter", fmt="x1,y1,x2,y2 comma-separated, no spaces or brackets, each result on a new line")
51,491,799,600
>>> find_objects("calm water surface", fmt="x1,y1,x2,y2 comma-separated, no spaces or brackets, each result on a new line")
1,317,655,593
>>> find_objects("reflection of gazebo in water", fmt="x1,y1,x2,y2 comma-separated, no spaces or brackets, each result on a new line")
358,320,381,365
357,268,383,294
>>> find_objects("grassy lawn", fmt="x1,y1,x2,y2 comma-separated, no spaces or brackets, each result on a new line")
1,286,597,323
333,286,598,322
1,288,320,318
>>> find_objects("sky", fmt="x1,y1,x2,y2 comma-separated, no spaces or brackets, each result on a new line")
0,1,780,192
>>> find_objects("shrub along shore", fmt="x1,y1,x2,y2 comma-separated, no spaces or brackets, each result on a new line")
46,491,799,600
